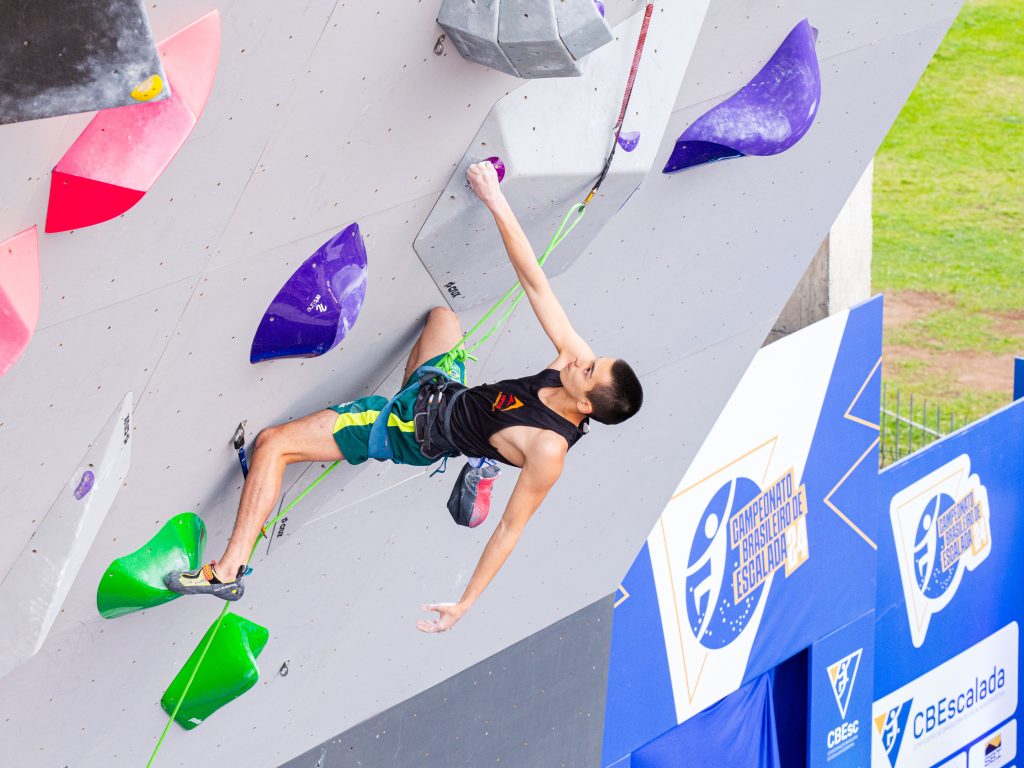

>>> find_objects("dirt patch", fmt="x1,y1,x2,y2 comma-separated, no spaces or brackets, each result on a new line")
991,308,1024,339
883,290,954,330
884,344,1015,395
883,290,1020,396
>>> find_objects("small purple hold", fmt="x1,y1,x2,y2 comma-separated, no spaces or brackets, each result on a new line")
485,156,506,183
73,470,95,500
594,0,606,18
617,131,641,153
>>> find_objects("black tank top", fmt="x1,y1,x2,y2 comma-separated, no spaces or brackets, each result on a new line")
448,369,589,466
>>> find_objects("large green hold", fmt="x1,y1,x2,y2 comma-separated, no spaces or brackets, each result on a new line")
96,512,206,619
161,613,269,729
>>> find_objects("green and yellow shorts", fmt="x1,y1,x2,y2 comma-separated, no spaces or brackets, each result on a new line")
329,353,466,466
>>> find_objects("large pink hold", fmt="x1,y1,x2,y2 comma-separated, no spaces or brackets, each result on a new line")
0,227,40,376
45,11,221,233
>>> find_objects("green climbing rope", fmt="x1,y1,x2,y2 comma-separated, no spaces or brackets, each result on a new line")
437,201,587,372
148,178,592,768
146,460,340,767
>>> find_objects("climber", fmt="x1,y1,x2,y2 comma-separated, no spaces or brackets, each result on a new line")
165,160,643,632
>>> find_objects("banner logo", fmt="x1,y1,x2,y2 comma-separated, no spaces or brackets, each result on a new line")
828,648,863,719
686,470,809,649
889,454,991,647
874,699,912,768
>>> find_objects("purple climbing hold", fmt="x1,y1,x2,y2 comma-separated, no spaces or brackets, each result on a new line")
250,223,368,364
617,131,641,153
73,470,95,501
594,0,606,18
485,156,506,183
663,19,820,174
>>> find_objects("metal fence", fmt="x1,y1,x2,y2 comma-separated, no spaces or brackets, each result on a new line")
879,382,968,466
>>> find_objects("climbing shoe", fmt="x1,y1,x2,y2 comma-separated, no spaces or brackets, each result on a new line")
164,562,249,601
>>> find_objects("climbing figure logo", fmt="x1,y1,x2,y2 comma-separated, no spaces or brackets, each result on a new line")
685,470,809,648
648,434,816,722
827,648,862,719
889,454,991,647
491,392,524,412
874,699,913,768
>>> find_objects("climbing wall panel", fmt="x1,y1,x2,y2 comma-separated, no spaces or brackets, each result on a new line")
0,393,131,680
414,2,710,311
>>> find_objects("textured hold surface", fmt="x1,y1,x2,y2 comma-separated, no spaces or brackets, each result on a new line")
250,222,368,363
665,19,821,173
0,226,39,376
280,596,613,768
45,10,221,232
0,393,131,680
415,7,697,310
161,613,269,730
437,0,520,77
554,0,614,60
96,512,206,619
0,0,167,125
498,0,581,78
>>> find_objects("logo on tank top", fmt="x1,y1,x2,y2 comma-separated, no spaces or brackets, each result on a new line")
491,392,524,412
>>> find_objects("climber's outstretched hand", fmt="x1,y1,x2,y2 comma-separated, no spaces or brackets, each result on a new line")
417,602,465,634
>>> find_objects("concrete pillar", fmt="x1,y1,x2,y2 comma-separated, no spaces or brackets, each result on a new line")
766,160,873,344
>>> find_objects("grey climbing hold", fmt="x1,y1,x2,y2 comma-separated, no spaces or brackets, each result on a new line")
498,0,581,78
554,0,613,61
438,0,614,79
437,0,520,78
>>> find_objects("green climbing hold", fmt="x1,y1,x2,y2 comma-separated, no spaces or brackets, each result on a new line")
96,512,206,619
160,613,269,729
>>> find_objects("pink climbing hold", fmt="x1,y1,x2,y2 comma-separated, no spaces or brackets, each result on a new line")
0,226,40,377
45,11,221,233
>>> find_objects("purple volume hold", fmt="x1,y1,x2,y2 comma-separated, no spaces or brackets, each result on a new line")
617,131,641,153
663,19,820,174
485,156,506,183
73,470,95,500
250,223,368,364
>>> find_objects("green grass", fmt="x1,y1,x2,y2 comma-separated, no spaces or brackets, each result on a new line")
873,0,1024,424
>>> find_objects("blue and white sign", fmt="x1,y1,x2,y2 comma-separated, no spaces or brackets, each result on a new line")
874,395,1024,768
604,297,883,764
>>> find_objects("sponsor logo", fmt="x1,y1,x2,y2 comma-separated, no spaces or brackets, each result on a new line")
444,281,462,299
889,454,991,647
828,648,863,719
969,719,1017,768
875,699,913,768
491,392,524,412
686,470,809,648
123,413,131,445
872,623,1018,768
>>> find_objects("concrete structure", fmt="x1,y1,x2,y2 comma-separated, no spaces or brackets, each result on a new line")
0,0,961,764
768,161,874,343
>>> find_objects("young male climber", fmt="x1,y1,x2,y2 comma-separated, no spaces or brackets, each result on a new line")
166,160,643,633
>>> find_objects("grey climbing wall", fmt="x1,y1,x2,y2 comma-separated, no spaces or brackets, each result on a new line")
280,596,613,768
0,0,168,124
0,0,962,764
